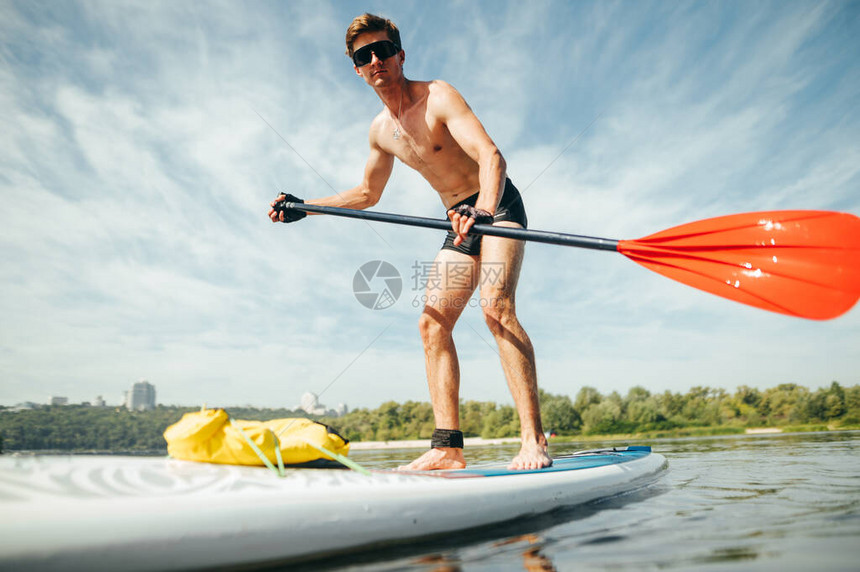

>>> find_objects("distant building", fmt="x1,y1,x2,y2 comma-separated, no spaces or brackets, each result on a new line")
298,392,347,417
50,396,68,406
124,380,156,411
300,392,327,416
11,401,39,412
93,395,106,407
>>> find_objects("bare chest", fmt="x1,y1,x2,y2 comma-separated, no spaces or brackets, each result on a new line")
380,105,473,181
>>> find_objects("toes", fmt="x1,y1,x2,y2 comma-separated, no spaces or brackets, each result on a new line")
508,454,552,471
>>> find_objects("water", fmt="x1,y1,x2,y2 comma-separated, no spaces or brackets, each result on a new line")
292,431,860,571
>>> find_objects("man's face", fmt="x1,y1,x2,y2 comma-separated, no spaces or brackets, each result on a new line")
352,31,404,87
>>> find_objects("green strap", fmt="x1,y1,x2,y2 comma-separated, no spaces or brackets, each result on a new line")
303,440,371,476
270,430,286,477
229,418,283,477
229,418,367,477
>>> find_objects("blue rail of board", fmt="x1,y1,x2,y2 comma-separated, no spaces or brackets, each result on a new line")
450,446,652,477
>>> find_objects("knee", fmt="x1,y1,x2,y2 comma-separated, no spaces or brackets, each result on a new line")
419,311,452,346
482,297,516,337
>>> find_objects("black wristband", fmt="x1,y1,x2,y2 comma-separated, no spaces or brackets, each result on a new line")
431,428,464,449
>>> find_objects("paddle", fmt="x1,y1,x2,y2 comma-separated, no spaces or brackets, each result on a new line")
274,200,860,321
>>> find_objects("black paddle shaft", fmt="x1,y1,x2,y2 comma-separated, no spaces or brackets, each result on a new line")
281,202,620,252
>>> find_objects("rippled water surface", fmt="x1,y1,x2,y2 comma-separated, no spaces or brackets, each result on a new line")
294,431,860,571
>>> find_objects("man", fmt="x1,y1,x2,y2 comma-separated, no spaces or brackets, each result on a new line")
269,13,551,471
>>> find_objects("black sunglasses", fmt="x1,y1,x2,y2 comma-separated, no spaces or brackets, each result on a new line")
352,40,400,67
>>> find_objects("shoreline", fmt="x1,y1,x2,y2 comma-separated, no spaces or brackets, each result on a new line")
7,427,855,456
348,426,843,450
350,437,520,450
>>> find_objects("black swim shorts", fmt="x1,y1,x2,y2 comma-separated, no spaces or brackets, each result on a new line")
441,178,528,256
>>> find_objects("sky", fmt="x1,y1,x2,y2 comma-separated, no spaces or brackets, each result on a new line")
1,0,858,410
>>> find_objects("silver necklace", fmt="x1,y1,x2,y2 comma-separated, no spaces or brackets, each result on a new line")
393,88,403,140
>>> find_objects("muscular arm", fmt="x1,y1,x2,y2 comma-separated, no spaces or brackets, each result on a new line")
433,81,506,213
432,82,506,243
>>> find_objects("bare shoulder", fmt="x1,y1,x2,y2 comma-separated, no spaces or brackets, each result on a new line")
426,80,471,118
367,110,389,147
427,79,461,99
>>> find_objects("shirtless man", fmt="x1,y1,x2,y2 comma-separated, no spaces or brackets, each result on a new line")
269,13,552,471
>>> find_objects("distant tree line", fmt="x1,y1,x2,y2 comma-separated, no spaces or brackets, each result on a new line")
0,405,301,452
0,382,857,452
329,382,859,442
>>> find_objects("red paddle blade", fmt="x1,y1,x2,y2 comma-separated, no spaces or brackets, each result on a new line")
617,210,860,320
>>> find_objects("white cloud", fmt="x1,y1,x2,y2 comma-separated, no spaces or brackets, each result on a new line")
1,1,858,409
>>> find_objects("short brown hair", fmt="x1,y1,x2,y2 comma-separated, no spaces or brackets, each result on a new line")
345,13,402,58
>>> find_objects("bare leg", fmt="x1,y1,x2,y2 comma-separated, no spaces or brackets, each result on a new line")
398,249,479,471
480,223,551,470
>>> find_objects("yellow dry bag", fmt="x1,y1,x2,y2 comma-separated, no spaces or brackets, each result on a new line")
164,409,350,467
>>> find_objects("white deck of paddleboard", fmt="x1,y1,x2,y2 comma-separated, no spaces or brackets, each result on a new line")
0,451,666,570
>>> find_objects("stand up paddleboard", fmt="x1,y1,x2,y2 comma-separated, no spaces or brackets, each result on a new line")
0,447,666,570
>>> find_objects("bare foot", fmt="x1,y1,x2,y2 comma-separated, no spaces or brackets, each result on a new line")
508,440,552,470
397,447,466,471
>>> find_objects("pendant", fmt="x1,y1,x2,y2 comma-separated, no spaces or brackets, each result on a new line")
393,127,401,140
